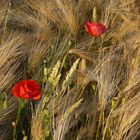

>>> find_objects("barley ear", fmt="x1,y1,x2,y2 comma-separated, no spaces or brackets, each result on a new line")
62,58,80,91
48,60,61,88
61,98,83,122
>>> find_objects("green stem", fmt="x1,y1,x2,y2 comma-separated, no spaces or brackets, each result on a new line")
13,111,20,140
13,100,27,140
96,110,102,140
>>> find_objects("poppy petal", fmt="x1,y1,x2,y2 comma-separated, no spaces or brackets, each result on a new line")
11,82,20,98
32,92,41,100
85,21,107,36
25,80,39,92
11,79,41,100
19,85,30,98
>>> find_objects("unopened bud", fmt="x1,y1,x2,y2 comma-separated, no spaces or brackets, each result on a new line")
12,121,16,127
23,136,28,140
92,6,97,22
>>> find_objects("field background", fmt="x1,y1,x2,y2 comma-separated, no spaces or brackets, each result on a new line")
0,0,140,140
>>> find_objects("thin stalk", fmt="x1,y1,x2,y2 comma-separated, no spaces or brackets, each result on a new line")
96,110,102,140
2,1,11,43
13,100,27,140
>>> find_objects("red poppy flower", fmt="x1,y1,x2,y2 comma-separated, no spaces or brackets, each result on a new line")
85,22,107,36
11,80,41,100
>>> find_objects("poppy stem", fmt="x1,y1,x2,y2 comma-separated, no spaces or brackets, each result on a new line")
88,38,94,51
13,100,27,140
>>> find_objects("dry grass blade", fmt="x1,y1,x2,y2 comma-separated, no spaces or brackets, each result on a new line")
0,33,29,140
0,0,139,140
